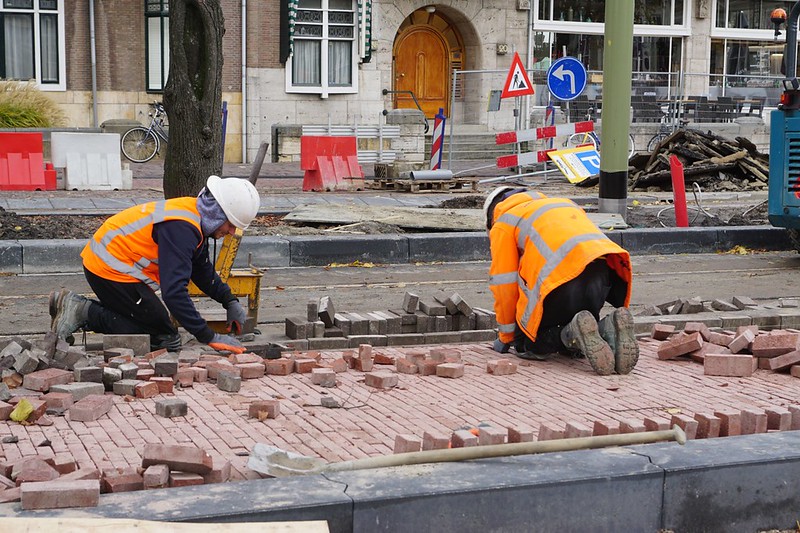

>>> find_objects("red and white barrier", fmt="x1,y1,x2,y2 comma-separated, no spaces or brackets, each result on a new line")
429,108,446,170
495,121,593,145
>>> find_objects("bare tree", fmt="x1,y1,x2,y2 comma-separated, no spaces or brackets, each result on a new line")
162,0,225,199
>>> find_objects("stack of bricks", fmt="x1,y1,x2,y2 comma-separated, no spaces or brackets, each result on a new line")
392,347,465,379
393,423,536,453
1,333,91,393
651,322,800,378
0,444,231,508
284,291,497,350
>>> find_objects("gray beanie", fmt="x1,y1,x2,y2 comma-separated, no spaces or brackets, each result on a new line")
196,187,229,237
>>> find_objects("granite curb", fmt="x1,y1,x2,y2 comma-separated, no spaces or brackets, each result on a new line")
0,226,792,274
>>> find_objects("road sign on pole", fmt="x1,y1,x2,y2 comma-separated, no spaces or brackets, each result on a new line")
501,52,535,99
546,57,587,101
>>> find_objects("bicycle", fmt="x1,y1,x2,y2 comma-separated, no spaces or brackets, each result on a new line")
121,102,169,163
565,105,635,160
645,103,689,152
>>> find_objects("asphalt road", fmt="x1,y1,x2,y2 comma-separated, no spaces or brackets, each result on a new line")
2,251,800,338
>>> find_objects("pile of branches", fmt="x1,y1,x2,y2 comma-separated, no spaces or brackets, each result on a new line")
629,129,769,192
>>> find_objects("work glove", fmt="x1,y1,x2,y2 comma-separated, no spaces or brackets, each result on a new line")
224,299,247,335
493,338,510,354
208,333,245,354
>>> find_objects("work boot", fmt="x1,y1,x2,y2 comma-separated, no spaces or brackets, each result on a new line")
151,332,182,352
48,289,69,329
599,307,639,375
560,310,614,376
51,291,91,342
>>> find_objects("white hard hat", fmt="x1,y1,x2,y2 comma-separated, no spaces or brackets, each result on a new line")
483,186,515,230
205,175,260,230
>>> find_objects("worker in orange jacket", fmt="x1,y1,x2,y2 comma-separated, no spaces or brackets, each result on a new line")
49,176,260,355
484,187,638,375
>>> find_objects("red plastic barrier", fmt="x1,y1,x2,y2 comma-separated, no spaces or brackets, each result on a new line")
300,136,364,191
0,132,56,191
669,155,689,228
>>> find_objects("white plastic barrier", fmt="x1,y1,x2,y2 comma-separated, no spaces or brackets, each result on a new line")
50,132,131,190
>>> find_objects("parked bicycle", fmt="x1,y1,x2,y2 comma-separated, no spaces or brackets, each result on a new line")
121,102,169,163
645,103,689,152
565,105,635,160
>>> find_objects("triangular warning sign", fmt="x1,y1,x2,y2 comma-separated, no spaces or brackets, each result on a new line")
501,52,535,99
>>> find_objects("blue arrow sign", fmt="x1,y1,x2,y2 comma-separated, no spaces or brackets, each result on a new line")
546,57,588,101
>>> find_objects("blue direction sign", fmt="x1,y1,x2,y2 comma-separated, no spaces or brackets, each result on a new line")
546,57,587,101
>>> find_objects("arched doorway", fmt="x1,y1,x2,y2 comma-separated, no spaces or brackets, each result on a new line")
393,7,464,118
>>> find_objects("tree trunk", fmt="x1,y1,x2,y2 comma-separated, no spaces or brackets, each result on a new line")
162,0,225,199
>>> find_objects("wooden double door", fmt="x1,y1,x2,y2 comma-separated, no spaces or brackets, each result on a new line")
393,26,450,119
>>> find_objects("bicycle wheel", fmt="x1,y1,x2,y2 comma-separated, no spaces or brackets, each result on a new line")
628,134,636,160
646,132,669,153
566,132,598,150
121,127,159,163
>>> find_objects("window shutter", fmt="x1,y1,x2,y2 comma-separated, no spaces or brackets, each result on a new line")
280,0,298,64
358,0,372,63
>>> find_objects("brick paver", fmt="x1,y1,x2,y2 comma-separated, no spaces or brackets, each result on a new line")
3,339,800,482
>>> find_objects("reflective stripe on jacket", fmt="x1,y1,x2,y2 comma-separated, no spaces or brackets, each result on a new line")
489,192,632,344
81,198,202,289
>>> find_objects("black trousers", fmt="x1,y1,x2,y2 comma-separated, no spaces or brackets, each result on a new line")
515,259,612,355
84,267,178,339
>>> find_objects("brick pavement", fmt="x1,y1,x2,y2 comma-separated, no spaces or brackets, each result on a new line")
3,338,800,484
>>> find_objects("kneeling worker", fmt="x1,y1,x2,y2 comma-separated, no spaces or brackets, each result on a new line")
49,175,260,355
485,187,638,375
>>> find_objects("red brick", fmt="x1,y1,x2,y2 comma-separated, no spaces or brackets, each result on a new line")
141,444,213,475
21,479,100,510
395,358,418,374
436,363,465,378
294,358,318,374
477,426,506,445
265,358,294,376
670,413,698,439
134,381,159,399
68,394,113,422
767,350,800,371
790,405,800,430
683,321,711,341
237,362,266,379
52,455,77,475
752,332,799,357
143,464,169,489
144,348,168,360
651,323,676,340
149,376,174,394
56,468,101,482
765,407,792,431
330,358,349,373
229,352,262,365
364,371,398,389
358,344,373,359
741,409,768,434
487,358,518,375
714,409,742,436
688,343,730,364
450,429,478,448
430,348,461,363
248,400,280,420
707,331,734,346
736,325,759,336
694,413,721,439
393,434,422,454
373,352,395,365
422,431,450,450
564,421,593,438
417,359,441,376
13,458,60,485
102,472,144,493
191,367,208,382
644,416,675,432
0,401,14,421
169,471,205,487
202,456,232,484
174,367,195,387
23,368,74,392
704,353,756,377
728,330,756,354
592,420,621,436
657,332,703,360
136,368,155,380
0,475,14,490
0,487,20,503
537,423,565,441
405,350,426,364
508,426,535,442
619,419,647,433
311,368,336,387
206,360,237,380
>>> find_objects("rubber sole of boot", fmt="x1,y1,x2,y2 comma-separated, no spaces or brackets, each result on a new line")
48,289,69,329
611,308,639,375
563,311,614,376
52,291,88,341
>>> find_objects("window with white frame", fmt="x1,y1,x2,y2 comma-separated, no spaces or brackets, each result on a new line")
145,0,169,92
0,0,65,90
287,0,358,96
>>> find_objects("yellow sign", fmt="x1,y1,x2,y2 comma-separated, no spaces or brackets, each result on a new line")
547,145,601,184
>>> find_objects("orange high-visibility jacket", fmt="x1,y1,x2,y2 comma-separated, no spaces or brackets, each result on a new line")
81,198,202,289
489,192,632,344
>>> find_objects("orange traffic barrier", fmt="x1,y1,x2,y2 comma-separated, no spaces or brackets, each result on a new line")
300,136,364,191
0,132,56,191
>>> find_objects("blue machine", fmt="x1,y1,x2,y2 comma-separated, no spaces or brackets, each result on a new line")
769,4,800,247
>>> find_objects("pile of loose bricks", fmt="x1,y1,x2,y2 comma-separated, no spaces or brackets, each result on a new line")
635,295,797,317
0,443,229,510
284,292,497,350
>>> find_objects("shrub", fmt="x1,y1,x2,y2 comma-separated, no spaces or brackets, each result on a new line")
0,80,67,128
